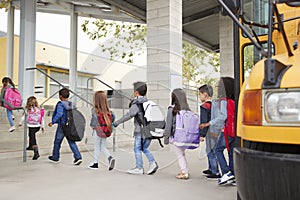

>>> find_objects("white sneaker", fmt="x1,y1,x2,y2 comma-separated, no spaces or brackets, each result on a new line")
147,161,158,175
9,126,15,132
218,171,235,185
127,167,144,175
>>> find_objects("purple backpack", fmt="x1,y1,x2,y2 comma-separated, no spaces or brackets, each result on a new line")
173,110,200,149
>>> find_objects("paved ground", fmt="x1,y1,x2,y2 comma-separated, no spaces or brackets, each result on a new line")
0,144,236,200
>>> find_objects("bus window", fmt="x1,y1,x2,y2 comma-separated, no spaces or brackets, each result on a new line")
242,43,274,78
242,0,269,36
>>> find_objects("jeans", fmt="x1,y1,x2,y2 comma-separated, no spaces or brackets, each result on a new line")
173,145,188,173
134,132,155,169
214,132,235,175
93,130,111,163
6,108,14,126
207,150,219,174
52,125,82,161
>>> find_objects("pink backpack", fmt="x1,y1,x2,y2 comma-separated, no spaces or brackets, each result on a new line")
27,107,44,125
3,86,22,110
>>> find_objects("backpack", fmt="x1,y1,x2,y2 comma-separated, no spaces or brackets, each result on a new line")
62,103,86,142
95,112,113,138
136,101,166,147
220,98,236,151
173,110,200,149
27,107,44,125
3,86,22,110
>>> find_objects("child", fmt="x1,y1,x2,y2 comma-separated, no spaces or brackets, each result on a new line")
163,88,192,180
89,91,115,170
200,77,235,185
19,96,45,160
113,82,158,175
48,88,82,165
198,84,221,179
0,77,16,132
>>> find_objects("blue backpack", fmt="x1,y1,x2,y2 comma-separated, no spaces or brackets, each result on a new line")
172,110,200,149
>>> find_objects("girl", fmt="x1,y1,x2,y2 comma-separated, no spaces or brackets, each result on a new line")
19,96,45,160
89,91,115,170
0,77,16,132
163,88,192,180
200,77,235,185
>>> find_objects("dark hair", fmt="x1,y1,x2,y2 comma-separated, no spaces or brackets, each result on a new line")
2,77,15,88
217,77,234,100
59,88,70,98
171,88,190,115
198,84,213,97
133,81,147,96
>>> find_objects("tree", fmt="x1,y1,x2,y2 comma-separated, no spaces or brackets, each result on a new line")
0,0,12,11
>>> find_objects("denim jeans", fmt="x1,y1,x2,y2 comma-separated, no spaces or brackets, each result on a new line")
214,132,235,175
207,150,219,174
134,132,155,169
6,108,14,126
93,130,111,163
51,125,82,161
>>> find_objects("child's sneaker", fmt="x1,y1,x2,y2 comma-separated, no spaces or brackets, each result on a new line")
202,169,212,175
108,156,115,171
218,171,235,185
8,126,15,132
127,167,144,175
48,156,59,163
147,161,158,175
89,163,98,169
74,158,82,166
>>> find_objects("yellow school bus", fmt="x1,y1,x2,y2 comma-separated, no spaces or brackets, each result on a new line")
220,0,300,199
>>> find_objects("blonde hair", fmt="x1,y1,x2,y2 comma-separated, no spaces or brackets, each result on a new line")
25,96,38,110
94,91,111,127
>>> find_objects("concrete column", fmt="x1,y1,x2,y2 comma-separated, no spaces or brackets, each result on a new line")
147,0,182,109
69,4,78,101
18,0,36,100
219,14,234,77
6,3,14,78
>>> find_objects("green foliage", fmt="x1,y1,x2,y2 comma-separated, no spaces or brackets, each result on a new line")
81,19,146,63
0,0,12,11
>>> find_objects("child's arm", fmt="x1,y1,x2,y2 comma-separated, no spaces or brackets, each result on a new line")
199,106,210,137
163,107,173,144
19,113,25,126
113,104,139,127
90,108,98,129
51,102,64,125
209,100,227,127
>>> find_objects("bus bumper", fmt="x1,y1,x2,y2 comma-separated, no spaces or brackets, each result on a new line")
234,147,300,200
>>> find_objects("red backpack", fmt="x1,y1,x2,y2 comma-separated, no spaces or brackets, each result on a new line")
95,112,113,138
220,98,235,151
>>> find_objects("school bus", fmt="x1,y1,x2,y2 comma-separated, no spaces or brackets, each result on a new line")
220,0,300,199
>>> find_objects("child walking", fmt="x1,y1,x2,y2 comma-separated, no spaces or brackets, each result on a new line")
198,84,221,179
200,77,235,185
89,91,115,170
19,96,45,160
113,82,158,175
0,77,17,132
48,88,82,165
164,88,193,180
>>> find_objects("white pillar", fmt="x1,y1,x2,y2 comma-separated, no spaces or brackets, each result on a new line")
219,14,234,77
69,4,78,101
18,0,36,100
6,3,14,78
147,0,182,108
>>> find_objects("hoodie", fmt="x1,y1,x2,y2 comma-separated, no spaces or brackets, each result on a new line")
51,100,75,125
114,96,147,135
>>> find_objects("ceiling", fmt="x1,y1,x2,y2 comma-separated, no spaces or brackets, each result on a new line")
12,0,221,51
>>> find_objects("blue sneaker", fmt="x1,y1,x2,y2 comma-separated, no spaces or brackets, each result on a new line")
218,171,234,185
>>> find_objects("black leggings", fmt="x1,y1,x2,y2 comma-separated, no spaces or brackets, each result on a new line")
28,127,40,147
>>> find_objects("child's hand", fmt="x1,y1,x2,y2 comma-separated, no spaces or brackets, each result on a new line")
41,127,45,133
19,123,22,127
200,123,209,129
200,137,205,142
48,122,53,127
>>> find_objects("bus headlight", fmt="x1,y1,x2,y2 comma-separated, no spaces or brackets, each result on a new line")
264,90,300,125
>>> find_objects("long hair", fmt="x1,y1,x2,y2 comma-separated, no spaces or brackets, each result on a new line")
171,88,190,115
2,77,15,88
217,77,235,100
26,96,38,110
94,91,111,126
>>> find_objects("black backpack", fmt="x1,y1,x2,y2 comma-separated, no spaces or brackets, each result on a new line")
62,103,86,142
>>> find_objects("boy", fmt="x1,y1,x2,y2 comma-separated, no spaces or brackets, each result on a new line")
199,84,220,179
113,82,158,175
48,88,82,165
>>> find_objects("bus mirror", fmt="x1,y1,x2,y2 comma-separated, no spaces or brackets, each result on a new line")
221,0,238,16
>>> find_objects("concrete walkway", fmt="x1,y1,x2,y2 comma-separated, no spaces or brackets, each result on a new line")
0,144,236,200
